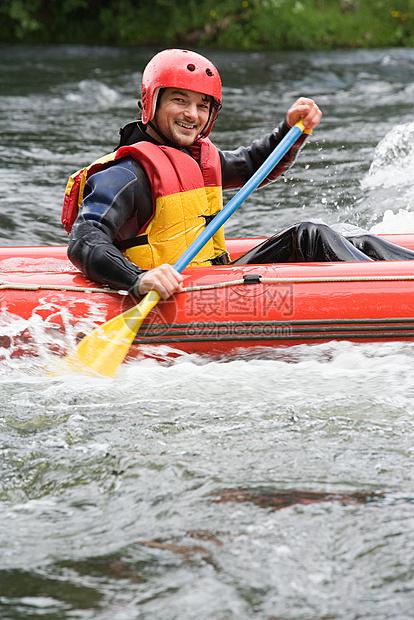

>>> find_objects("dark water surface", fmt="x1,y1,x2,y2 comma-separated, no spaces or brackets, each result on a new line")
1,45,414,619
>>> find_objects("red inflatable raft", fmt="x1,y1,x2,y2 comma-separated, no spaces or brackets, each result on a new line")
1,235,414,360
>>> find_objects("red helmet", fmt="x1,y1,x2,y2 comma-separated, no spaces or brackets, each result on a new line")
141,49,222,137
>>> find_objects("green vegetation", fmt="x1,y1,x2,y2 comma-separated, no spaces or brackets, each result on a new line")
1,0,414,49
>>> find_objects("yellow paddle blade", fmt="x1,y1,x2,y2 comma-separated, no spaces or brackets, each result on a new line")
60,289,161,377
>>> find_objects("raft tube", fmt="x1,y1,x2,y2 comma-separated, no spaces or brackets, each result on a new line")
1,235,414,360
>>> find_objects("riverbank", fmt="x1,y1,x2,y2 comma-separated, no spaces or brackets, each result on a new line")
1,0,414,50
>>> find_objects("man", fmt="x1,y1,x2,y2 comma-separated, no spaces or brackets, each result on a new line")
64,49,414,301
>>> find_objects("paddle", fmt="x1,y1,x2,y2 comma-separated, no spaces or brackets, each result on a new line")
61,120,306,376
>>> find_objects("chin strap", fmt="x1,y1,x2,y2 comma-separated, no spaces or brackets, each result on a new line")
146,121,180,148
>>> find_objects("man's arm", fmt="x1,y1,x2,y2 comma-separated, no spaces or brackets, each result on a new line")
68,159,149,292
220,119,306,190
67,158,183,299
220,98,322,190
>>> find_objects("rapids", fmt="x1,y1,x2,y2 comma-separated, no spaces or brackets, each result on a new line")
0,45,414,619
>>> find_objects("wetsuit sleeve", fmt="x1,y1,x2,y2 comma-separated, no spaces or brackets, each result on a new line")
67,158,153,292
220,119,307,190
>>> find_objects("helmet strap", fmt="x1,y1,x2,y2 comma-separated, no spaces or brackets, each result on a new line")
146,120,180,148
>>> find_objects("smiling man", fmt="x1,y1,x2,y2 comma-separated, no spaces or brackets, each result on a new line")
148,88,212,147
64,49,322,299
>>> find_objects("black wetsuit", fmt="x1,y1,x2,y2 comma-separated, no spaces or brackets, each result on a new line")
68,121,414,292
67,120,307,292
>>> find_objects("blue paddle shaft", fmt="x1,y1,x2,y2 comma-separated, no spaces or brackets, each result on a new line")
173,123,304,273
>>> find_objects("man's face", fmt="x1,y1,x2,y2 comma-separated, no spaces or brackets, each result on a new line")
151,87,211,147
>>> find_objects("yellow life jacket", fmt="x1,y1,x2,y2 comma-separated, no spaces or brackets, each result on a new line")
62,139,227,270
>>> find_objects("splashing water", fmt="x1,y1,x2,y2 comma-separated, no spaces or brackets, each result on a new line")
363,121,414,190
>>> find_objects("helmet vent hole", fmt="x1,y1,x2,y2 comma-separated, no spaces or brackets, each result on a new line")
187,64,195,72
206,69,213,76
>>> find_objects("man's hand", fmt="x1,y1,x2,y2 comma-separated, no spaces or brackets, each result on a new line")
286,97,322,133
136,264,183,300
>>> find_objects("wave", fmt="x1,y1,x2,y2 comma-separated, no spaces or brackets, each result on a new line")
362,121,414,190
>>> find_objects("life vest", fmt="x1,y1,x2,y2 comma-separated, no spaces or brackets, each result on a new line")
62,139,227,269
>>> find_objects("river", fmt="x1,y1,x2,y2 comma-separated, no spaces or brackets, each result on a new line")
1,45,414,619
